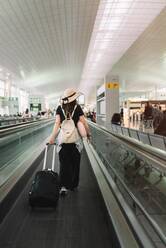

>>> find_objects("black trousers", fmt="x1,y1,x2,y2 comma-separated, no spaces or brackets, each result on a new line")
59,143,81,189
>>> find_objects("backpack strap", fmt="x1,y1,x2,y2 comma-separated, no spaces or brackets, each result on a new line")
71,105,77,118
61,106,66,119
61,105,77,119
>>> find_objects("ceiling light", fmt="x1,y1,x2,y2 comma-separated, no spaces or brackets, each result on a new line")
79,0,166,95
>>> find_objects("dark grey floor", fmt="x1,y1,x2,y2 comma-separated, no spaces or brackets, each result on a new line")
0,149,113,248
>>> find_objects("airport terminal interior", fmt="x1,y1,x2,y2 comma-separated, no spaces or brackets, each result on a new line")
0,0,166,247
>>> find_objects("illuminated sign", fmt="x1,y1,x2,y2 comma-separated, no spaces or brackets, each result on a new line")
105,82,119,89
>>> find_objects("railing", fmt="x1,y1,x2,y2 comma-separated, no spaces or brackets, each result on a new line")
0,117,55,137
89,121,166,247
0,118,54,188
0,116,42,127
0,118,55,148
111,124,166,151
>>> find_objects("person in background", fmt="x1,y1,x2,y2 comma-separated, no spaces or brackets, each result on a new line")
144,102,153,120
87,111,93,121
49,88,91,195
153,104,163,129
92,111,96,123
111,113,121,125
143,102,154,128
120,108,124,125
154,110,166,136
23,108,31,118
120,108,124,119
17,112,22,117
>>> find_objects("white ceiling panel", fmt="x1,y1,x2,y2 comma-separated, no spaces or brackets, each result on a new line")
0,0,166,104
111,7,166,93
0,0,100,97
80,0,166,102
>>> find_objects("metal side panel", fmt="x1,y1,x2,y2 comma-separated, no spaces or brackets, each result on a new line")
83,140,155,248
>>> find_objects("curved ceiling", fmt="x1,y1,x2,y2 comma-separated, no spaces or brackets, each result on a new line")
79,0,166,103
111,7,166,94
0,0,166,103
0,0,100,98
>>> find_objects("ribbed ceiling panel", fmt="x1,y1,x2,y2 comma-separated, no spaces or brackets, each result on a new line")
0,0,100,96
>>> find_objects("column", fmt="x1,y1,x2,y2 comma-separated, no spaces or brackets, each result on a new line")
105,75,119,129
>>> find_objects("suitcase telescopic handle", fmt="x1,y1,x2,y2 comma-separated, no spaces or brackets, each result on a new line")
52,145,56,171
43,143,56,170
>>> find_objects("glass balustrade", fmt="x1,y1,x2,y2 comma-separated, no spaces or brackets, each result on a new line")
0,120,54,186
89,123,166,246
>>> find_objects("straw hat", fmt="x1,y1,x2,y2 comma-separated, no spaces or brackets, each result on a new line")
61,88,82,104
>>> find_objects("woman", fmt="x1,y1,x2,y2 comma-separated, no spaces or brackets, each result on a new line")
49,88,91,195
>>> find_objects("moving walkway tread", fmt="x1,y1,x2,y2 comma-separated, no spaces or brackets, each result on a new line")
0,149,114,248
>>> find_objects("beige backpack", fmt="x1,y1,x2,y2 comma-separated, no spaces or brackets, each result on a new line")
58,105,80,144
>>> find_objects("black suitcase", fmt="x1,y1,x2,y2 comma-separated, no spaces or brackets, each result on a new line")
29,143,59,208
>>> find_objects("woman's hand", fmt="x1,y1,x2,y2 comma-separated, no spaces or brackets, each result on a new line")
79,115,91,142
49,135,55,144
87,133,91,143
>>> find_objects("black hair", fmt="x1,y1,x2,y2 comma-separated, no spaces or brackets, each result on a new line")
62,100,77,118
25,108,29,114
111,113,121,125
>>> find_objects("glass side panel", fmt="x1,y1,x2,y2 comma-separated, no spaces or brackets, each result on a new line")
0,121,54,186
90,124,166,244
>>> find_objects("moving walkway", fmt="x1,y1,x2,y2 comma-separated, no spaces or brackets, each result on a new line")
0,116,41,128
0,121,166,247
0,117,54,138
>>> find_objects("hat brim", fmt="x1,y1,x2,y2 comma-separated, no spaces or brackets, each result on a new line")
61,92,82,104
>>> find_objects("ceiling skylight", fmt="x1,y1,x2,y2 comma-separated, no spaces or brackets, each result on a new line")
79,0,166,96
